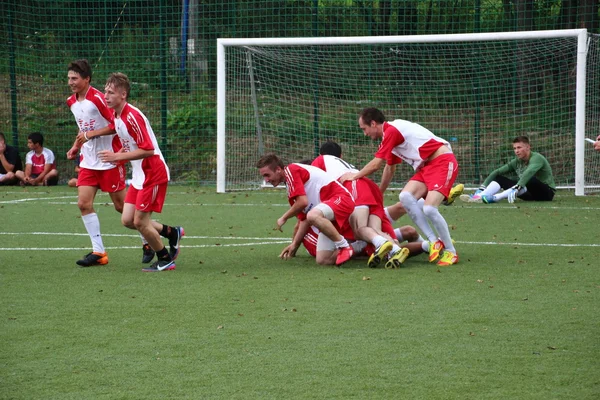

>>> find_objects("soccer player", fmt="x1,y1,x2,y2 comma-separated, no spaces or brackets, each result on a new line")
256,153,355,266
313,142,409,268
0,132,22,186
97,72,183,272
339,107,460,267
15,132,59,186
65,59,154,267
460,136,556,204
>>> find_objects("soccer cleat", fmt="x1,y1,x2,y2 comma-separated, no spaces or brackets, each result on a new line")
481,195,497,204
168,226,185,260
437,250,459,267
142,258,176,272
141,244,155,264
385,247,410,269
428,239,444,262
443,183,464,206
335,246,354,266
367,241,393,268
76,252,109,267
460,193,482,203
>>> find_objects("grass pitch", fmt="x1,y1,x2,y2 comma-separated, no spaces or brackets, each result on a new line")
1,186,599,399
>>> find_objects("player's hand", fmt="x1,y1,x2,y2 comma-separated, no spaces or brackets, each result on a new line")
275,216,287,231
66,147,79,160
279,244,298,260
76,131,88,145
507,185,522,204
339,172,356,183
0,142,5,154
98,150,117,163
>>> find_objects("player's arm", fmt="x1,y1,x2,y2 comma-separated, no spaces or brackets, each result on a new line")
481,162,513,187
379,163,396,193
98,148,154,163
339,157,385,182
77,125,116,144
0,144,15,173
23,164,32,182
277,195,308,231
280,218,310,260
515,154,544,188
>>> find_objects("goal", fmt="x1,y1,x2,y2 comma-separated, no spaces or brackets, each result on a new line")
217,29,599,194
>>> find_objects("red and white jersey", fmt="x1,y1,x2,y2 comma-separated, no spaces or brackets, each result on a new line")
311,155,358,179
25,148,56,175
374,119,450,171
284,163,349,215
67,86,121,170
114,103,169,189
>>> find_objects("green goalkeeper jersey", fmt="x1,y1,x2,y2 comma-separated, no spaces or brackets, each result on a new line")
483,151,556,189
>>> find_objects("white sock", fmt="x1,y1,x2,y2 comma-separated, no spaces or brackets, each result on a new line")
422,205,456,253
394,228,404,242
372,235,388,249
384,208,394,224
351,240,367,254
416,235,425,243
480,181,501,197
334,238,349,249
399,192,437,243
495,186,528,200
421,241,430,252
82,213,105,253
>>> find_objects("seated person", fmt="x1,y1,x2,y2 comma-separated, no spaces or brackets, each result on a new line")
68,158,80,187
0,132,22,186
461,135,555,204
15,132,59,186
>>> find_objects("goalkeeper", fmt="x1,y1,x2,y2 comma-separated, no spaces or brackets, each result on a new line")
461,136,556,204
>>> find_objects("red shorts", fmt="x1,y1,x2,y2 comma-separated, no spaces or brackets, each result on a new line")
410,153,458,198
302,230,319,257
344,178,380,207
78,166,126,193
125,183,168,213
321,192,355,231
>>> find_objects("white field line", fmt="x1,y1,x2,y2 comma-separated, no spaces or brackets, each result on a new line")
0,231,598,251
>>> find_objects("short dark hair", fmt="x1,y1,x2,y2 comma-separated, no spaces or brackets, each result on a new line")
106,72,131,99
513,136,530,145
359,107,386,125
256,153,285,170
68,59,92,81
28,132,44,146
319,141,342,157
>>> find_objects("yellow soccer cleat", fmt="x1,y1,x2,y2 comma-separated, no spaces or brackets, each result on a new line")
437,250,459,267
443,183,464,206
428,239,444,263
385,247,410,269
367,241,393,268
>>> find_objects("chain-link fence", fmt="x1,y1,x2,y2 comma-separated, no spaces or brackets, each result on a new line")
1,1,598,185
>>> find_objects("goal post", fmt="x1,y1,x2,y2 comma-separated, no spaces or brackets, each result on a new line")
217,29,596,194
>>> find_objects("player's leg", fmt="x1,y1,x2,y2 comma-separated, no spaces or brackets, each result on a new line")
398,181,436,242
315,233,337,265
480,176,517,203
134,210,176,272
384,202,407,223
75,184,109,267
517,177,555,201
43,169,59,186
307,203,352,266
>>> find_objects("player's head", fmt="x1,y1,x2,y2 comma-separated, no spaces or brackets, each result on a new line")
68,60,92,95
256,153,285,187
512,136,531,160
359,107,385,140
104,72,130,110
319,141,342,157
27,132,44,149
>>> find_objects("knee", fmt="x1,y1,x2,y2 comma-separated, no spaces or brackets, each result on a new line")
306,209,323,225
422,204,439,218
399,191,414,206
77,199,93,213
113,203,124,214
121,216,135,230
315,253,335,265
402,226,419,242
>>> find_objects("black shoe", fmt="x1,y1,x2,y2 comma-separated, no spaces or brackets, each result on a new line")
142,258,176,272
168,226,185,260
141,244,155,264
76,252,109,267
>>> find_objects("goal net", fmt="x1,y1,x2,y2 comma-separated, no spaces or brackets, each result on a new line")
217,30,599,194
